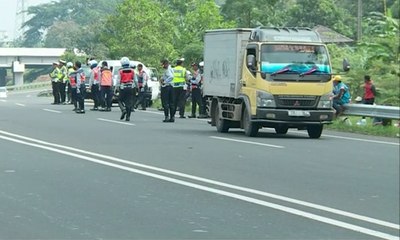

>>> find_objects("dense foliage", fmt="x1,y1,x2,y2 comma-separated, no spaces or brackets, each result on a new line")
18,0,399,105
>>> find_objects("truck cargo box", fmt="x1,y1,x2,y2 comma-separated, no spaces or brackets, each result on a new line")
203,29,252,98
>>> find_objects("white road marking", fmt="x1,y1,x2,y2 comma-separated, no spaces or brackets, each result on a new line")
0,132,398,240
0,99,6,102
97,118,136,126
141,110,164,115
42,109,62,114
322,133,400,146
290,130,400,146
0,129,398,232
210,136,285,149
15,103,25,107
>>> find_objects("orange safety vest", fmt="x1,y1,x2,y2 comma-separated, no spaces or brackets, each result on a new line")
70,74,76,87
92,67,100,81
119,68,134,84
101,69,112,86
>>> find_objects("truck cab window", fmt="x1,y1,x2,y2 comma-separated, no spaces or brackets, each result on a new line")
246,48,257,76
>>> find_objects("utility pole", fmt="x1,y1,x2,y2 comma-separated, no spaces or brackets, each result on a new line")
357,0,362,42
15,0,28,40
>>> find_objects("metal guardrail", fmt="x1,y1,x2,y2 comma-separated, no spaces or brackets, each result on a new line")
4,82,51,91
343,103,400,120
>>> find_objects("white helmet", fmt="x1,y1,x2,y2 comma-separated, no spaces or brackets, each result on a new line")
88,60,98,67
120,57,130,66
66,62,73,68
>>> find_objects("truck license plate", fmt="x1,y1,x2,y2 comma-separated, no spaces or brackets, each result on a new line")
288,110,310,117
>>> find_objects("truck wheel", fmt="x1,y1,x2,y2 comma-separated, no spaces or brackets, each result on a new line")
307,125,323,139
243,107,259,137
275,125,288,134
215,104,229,133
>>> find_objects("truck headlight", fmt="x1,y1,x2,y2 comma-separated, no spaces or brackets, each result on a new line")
257,90,276,108
317,93,333,109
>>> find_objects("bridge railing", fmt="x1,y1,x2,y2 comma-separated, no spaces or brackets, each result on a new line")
4,82,51,92
343,104,400,120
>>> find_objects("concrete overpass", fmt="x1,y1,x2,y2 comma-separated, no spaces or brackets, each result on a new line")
0,48,66,86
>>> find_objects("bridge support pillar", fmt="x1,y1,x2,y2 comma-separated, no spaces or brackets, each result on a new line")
12,61,25,86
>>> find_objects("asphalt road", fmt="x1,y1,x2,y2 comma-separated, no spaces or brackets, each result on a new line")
0,90,399,240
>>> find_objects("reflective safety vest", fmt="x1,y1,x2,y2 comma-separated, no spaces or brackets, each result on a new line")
119,67,134,84
101,68,112,86
92,67,100,84
60,65,68,82
137,70,145,88
67,67,75,86
50,67,61,82
173,65,186,87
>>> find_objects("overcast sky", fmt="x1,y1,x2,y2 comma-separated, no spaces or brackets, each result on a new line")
0,0,52,40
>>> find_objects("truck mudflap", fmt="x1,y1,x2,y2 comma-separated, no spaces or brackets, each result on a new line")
254,108,334,125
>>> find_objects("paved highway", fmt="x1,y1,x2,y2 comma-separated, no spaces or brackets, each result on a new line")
0,90,399,239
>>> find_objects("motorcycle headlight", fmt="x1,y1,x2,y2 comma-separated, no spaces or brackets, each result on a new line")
317,93,333,109
257,91,276,108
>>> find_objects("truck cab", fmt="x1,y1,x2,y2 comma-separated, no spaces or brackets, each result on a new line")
204,27,340,138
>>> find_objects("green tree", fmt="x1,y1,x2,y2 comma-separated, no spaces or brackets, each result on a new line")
102,0,177,66
285,0,354,37
20,0,122,50
220,0,279,27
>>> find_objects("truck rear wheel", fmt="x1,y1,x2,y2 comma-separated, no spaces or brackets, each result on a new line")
243,106,259,137
215,104,229,133
307,125,323,139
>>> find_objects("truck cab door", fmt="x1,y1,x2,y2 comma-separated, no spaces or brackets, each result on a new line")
243,45,258,87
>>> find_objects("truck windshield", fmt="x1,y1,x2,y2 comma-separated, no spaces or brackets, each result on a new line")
261,44,331,77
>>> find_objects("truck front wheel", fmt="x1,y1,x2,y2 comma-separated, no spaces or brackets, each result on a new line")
243,107,259,137
307,125,323,139
215,104,229,133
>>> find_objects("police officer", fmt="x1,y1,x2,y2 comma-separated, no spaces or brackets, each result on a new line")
160,59,174,122
58,60,68,104
118,57,135,121
135,63,149,110
49,62,61,104
66,62,75,107
74,61,86,114
99,61,113,112
188,62,203,118
89,60,101,111
172,58,187,118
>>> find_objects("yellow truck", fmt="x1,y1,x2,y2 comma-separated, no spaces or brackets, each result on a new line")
203,27,348,138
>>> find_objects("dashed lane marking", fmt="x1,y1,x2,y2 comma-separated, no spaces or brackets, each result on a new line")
210,136,285,149
42,109,62,114
97,118,136,126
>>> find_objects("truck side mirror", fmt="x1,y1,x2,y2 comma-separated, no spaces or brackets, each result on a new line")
247,55,256,71
343,58,350,72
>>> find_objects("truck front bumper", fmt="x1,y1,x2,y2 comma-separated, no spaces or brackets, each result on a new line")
254,108,334,125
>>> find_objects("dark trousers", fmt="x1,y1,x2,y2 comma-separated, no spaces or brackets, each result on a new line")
161,85,173,118
52,81,61,104
59,82,66,103
71,87,77,109
136,87,148,110
129,87,137,108
67,82,72,102
77,86,86,110
100,86,113,109
201,95,208,116
190,88,203,116
119,87,133,118
91,84,100,108
172,86,186,117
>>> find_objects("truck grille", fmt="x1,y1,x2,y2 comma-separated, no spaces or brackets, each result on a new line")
275,95,318,108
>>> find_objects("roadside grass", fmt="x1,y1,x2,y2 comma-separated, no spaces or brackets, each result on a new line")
326,116,400,138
